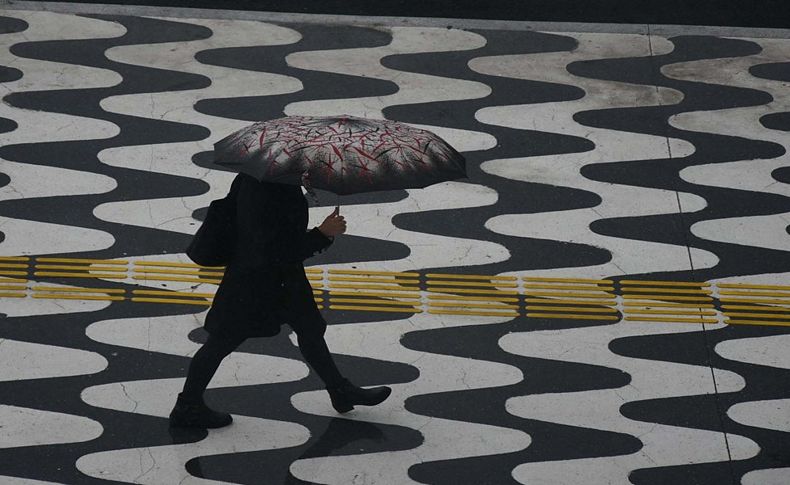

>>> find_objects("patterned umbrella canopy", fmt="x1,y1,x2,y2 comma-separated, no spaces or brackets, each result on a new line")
213,115,466,195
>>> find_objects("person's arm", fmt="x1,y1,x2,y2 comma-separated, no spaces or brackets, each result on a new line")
300,206,345,259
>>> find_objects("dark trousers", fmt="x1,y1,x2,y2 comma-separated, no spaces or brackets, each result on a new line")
181,316,344,402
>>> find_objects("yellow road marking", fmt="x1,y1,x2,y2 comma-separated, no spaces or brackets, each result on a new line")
0,292,26,298
330,305,421,313
33,286,125,294
718,283,790,290
131,297,211,306
0,263,29,269
428,287,519,296
719,290,790,298
523,277,614,284
726,319,790,327
622,287,712,294
429,309,518,317
524,291,613,299
0,285,27,290
722,312,790,320
132,289,213,298
622,295,712,302
527,313,619,321
328,269,419,277
623,302,714,309
328,290,421,298
37,258,128,264
526,298,617,306
625,316,718,323
429,302,519,310
0,256,30,261
721,304,790,311
330,298,421,306
528,306,618,313
720,297,790,305
330,283,420,291
131,275,221,284
625,309,716,316
330,276,420,284
134,261,221,269
0,270,28,276
33,294,125,301
427,273,517,281
427,280,518,288
620,280,709,286
0,278,27,283
429,294,520,302
34,272,128,279
132,268,224,277
523,283,615,291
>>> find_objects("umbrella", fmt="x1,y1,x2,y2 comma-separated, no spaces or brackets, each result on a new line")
213,115,466,195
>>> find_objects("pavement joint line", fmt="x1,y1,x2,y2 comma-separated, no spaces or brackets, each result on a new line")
4,1,790,38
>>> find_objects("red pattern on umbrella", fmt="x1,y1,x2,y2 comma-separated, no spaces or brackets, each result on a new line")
214,115,466,195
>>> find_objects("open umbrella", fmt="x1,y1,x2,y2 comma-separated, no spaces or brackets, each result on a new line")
213,115,466,195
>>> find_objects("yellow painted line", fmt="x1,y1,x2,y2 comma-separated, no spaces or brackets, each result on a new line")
622,295,713,302
0,292,26,298
0,285,27,290
525,298,617,306
722,312,790,320
522,283,615,291
523,277,614,284
427,273,517,281
524,291,613,299
720,297,790,305
134,261,222,269
620,280,709,287
429,309,519,317
623,302,714,309
328,290,421,298
0,263,29,269
132,268,224,277
330,305,421,313
625,309,717,316
726,319,790,327
330,283,420,291
721,305,790,311
309,283,324,289
528,306,618,313
131,275,221,284
0,270,29,276
330,276,420,284
330,298,421,306
307,274,323,280
719,290,790,298
132,289,214,298
34,272,128,279
312,290,323,296
131,297,211,306
428,287,520,296
625,316,718,323
429,294,520,303
718,283,790,290
33,294,124,301
0,278,28,283
527,313,619,321
328,269,419,277
429,302,519,310
330,294,420,302
0,256,30,262
33,286,125,294
37,258,128,265
622,287,712,294
427,280,518,288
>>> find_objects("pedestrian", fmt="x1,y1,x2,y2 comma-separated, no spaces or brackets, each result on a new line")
169,173,391,428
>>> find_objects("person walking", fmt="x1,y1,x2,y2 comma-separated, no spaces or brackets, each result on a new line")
170,173,391,428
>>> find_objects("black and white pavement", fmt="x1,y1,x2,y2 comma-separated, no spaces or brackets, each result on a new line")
0,2,789,484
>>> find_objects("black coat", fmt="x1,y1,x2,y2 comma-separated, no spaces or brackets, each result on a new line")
204,173,333,338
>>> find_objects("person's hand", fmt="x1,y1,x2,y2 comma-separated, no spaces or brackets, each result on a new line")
318,206,346,238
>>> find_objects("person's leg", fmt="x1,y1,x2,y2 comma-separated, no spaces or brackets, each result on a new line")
292,315,391,413
170,332,245,428
181,332,246,402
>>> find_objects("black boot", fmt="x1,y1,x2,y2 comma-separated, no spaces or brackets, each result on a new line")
327,379,392,414
169,393,233,428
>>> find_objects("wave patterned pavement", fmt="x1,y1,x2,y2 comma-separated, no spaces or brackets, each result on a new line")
0,4,789,484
